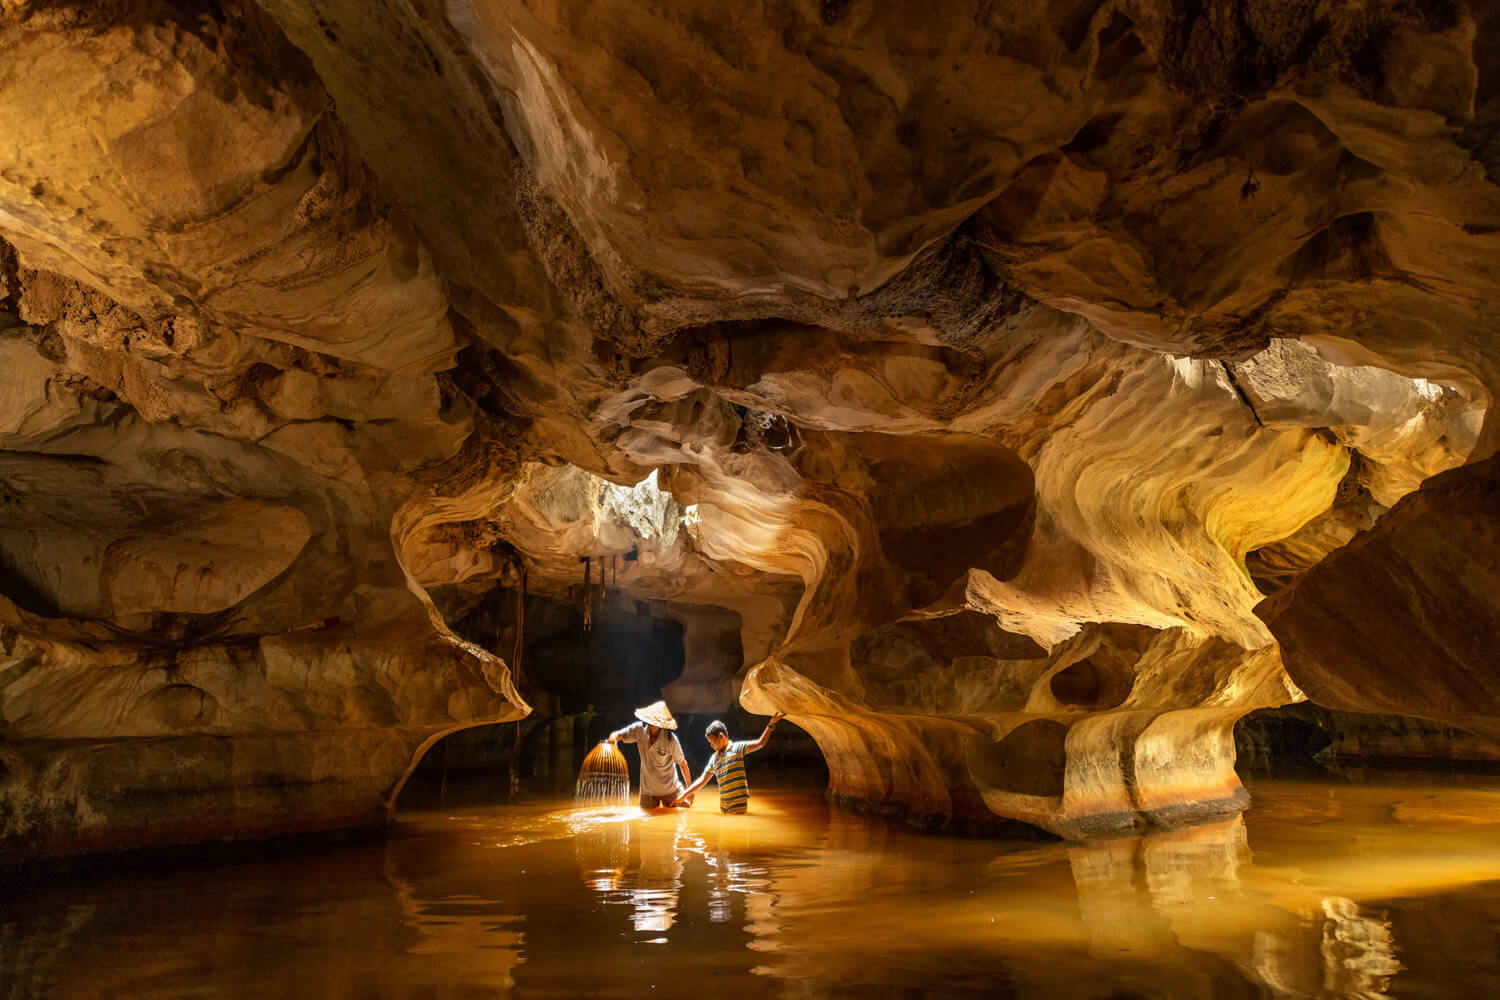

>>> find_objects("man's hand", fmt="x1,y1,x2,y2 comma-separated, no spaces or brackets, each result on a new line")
606,733,620,745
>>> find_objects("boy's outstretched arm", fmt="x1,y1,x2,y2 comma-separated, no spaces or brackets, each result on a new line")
671,766,714,806
745,713,786,754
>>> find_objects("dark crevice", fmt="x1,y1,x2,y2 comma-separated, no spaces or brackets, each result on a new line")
1219,361,1264,427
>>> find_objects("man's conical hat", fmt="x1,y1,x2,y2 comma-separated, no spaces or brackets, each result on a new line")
634,700,677,730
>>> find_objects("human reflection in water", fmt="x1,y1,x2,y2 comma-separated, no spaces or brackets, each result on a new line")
630,811,689,934
700,813,779,939
572,808,783,943
574,811,696,938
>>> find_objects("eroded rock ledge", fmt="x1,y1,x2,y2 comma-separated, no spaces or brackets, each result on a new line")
2,0,1499,858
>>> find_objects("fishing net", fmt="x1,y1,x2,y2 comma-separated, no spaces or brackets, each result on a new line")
575,740,630,807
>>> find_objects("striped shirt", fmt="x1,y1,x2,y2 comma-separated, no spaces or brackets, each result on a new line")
708,740,752,814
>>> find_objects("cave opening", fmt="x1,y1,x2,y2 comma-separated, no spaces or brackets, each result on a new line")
1234,340,1487,598
396,585,827,813
394,457,830,813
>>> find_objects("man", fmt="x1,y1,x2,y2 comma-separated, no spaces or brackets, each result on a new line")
672,713,785,814
607,700,693,808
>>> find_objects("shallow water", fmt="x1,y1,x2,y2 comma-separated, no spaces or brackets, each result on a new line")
7,776,1500,998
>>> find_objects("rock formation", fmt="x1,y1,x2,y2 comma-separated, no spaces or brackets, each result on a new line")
1,0,1497,858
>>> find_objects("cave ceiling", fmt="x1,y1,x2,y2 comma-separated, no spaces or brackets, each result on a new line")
1,0,1498,851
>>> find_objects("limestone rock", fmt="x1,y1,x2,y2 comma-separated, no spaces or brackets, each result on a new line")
1257,455,1500,734
1,0,1499,859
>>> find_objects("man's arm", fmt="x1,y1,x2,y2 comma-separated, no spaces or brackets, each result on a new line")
745,713,785,754
607,722,640,744
669,736,690,788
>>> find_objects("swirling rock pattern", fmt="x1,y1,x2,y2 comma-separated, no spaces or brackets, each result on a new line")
0,0,1497,857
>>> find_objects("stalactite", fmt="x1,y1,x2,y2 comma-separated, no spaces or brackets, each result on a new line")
582,556,592,631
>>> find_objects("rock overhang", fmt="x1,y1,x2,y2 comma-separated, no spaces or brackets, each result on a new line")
1,0,1498,856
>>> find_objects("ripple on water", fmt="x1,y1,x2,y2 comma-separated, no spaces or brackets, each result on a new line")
8,778,1500,998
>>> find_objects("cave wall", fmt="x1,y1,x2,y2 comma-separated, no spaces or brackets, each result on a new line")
2,0,1499,858
1236,702,1500,779
0,2,527,862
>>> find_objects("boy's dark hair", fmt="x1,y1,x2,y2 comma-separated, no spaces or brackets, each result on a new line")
705,720,728,738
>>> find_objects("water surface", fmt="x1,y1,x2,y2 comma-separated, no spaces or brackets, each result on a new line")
7,776,1500,998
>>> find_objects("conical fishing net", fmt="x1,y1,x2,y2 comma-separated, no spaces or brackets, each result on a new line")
575,740,630,807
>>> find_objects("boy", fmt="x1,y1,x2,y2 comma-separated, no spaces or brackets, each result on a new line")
672,713,785,814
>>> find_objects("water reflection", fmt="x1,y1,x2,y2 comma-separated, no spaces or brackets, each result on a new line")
5,778,1500,997
1063,816,1406,997
573,808,632,892
1318,896,1401,1000
383,854,525,991
574,809,691,934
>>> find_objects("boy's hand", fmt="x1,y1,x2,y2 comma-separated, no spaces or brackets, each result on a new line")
769,712,785,726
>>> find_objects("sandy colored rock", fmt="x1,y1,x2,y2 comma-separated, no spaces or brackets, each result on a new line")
1,0,1499,860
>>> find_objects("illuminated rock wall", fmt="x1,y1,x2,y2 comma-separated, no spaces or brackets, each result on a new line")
1,0,1498,857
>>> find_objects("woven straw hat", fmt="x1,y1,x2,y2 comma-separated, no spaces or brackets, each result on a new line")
634,700,678,730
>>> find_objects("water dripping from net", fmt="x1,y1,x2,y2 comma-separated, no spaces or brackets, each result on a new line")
575,774,631,809
575,742,631,809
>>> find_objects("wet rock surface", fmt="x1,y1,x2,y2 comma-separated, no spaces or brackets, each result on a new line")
1,0,1498,857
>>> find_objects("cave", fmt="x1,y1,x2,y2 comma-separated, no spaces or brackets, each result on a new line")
5,1,1500,996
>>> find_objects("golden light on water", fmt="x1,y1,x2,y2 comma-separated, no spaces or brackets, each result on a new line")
11,779,1500,997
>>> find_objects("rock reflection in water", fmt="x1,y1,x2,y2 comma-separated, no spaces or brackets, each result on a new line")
4,779,1500,997
1066,817,1404,997
383,853,525,991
